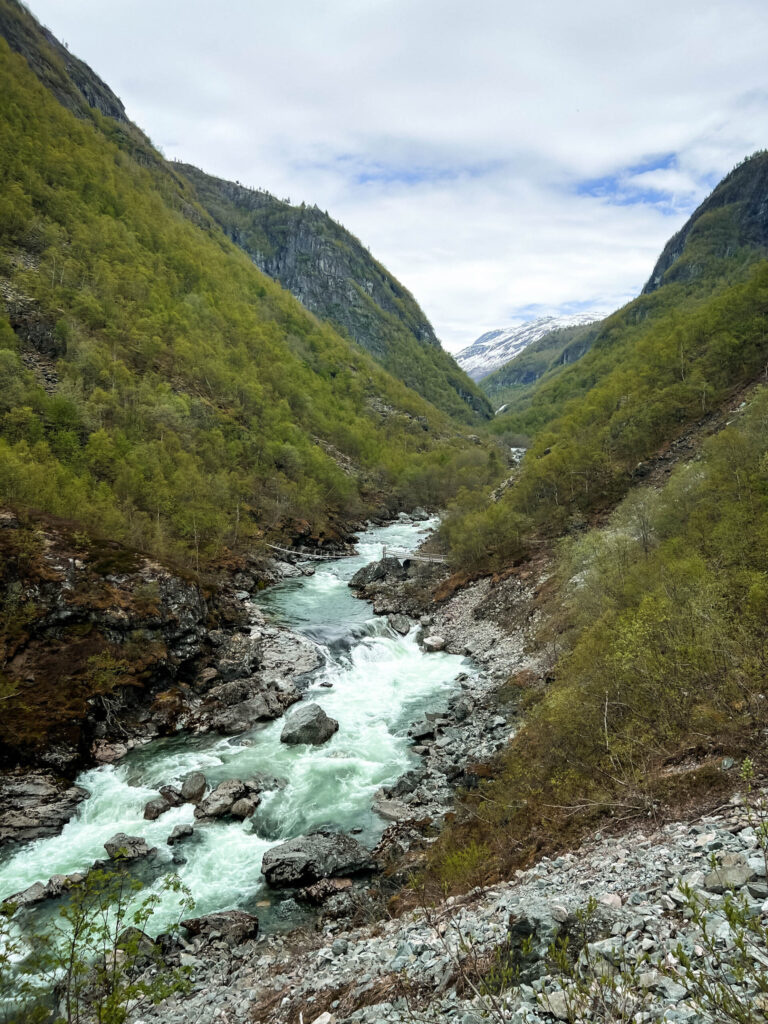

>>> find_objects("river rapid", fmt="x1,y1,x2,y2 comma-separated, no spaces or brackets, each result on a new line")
0,519,475,934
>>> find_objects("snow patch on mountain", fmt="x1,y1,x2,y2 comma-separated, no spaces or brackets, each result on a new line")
456,313,604,381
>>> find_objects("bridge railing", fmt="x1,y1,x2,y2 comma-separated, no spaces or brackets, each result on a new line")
266,542,445,564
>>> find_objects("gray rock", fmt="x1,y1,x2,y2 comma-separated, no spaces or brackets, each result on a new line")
195,779,247,819
143,797,171,821
182,910,259,946
180,772,207,804
261,830,376,887
280,703,339,746
349,557,407,589
541,989,570,1021
704,856,756,893
372,796,413,822
6,872,87,909
0,771,89,848
422,635,446,652
167,824,194,846
116,926,157,961
4,881,47,908
408,720,436,741
104,833,157,861
214,633,261,682
230,797,260,819
388,613,411,636
159,785,184,807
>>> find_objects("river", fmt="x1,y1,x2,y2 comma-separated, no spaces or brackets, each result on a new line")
0,518,475,935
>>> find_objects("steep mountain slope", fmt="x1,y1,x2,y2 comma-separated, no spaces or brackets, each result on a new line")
442,151,768,568
456,312,602,382
0,4,501,570
175,164,493,424
430,155,768,895
478,156,768,428
644,150,768,293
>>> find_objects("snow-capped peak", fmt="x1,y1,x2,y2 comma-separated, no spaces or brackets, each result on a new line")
456,313,603,381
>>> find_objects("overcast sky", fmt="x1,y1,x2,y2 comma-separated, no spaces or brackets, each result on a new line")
28,0,768,352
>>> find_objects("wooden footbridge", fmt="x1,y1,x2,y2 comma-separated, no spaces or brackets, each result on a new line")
266,543,445,564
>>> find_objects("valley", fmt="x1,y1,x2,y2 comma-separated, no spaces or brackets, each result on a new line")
1,1,768,1022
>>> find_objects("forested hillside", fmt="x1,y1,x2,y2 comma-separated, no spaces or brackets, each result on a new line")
0,9,502,569
442,151,768,570
427,151,768,892
175,163,493,424
432,376,768,889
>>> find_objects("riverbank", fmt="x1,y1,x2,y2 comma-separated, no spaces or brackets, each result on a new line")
1,517,510,938
132,771,766,1024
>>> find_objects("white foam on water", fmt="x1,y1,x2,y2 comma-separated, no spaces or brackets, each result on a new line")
0,519,475,934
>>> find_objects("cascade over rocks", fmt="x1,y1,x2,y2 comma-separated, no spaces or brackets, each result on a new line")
280,703,339,746
260,830,377,888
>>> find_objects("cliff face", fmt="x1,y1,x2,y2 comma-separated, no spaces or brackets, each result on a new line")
0,0,126,123
176,164,493,423
643,150,768,293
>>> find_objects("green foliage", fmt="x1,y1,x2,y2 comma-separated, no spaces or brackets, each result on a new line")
0,37,498,566
431,388,768,886
444,254,768,570
0,866,193,1024
175,163,493,424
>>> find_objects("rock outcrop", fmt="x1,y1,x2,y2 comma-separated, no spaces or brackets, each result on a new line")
181,910,260,947
261,830,376,888
174,163,493,424
0,770,89,848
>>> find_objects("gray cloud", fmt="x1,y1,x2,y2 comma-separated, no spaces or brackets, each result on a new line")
28,0,768,349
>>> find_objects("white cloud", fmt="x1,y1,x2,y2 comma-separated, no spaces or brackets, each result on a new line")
27,0,768,351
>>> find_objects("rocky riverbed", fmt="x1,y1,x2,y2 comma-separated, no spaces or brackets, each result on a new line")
3,517,532,940
132,776,768,1024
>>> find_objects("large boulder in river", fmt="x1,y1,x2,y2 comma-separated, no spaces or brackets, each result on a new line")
195,779,247,819
280,703,339,746
143,797,171,821
167,824,193,846
180,771,207,804
194,778,264,820
349,556,408,590
261,830,376,888
388,613,411,636
104,833,157,862
182,910,260,946
5,870,86,910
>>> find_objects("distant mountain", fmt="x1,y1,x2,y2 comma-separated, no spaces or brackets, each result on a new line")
455,313,603,381
175,164,493,424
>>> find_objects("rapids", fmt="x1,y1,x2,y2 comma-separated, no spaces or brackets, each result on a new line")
0,519,474,934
